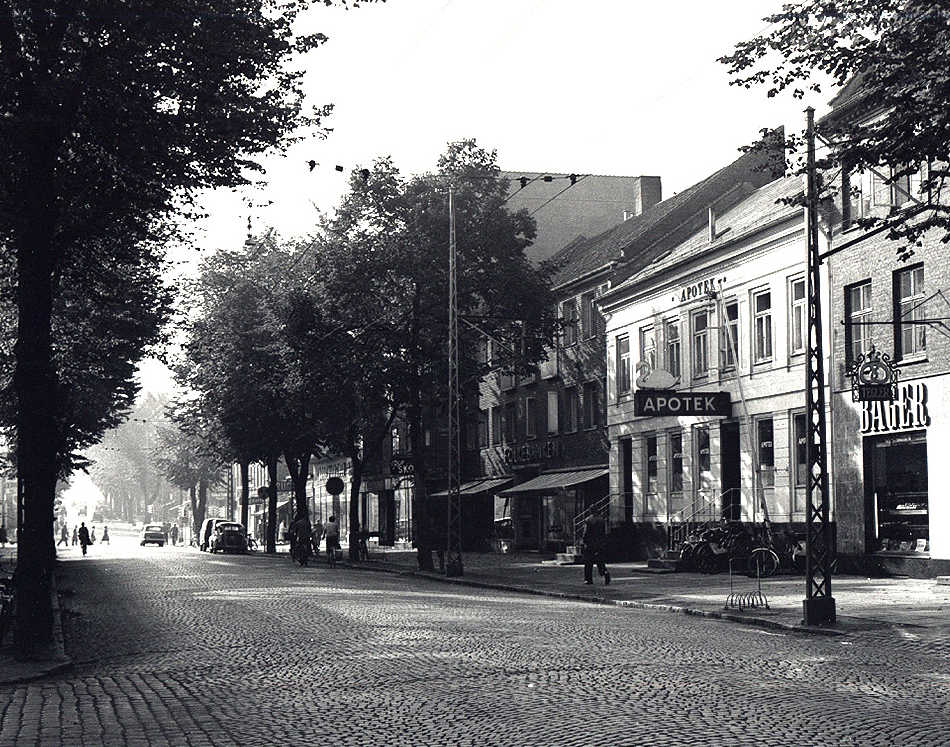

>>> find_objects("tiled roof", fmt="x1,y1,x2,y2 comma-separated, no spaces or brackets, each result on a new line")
547,134,784,289
621,175,803,288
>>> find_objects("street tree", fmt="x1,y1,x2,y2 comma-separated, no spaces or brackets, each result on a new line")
325,141,558,570
720,0,950,258
0,0,378,656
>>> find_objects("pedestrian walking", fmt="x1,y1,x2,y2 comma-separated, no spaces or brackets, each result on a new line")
311,520,324,555
101,526,110,545
581,512,610,586
170,523,179,546
90,526,97,543
0,524,7,547
57,524,69,546
71,526,78,545
78,522,91,557
324,515,340,566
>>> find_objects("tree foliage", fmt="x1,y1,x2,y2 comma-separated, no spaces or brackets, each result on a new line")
720,0,950,258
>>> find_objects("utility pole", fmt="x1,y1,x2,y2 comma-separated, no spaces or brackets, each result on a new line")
445,185,463,577
227,465,234,521
803,107,836,626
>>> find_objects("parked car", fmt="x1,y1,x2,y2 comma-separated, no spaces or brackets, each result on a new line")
197,518,229,552
140,524,167,547
210,522,248,554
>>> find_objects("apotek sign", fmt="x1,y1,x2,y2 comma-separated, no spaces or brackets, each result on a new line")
635,390,731,417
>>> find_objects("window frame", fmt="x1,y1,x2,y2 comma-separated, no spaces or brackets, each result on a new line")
546,390,558,434
616,334,631,396
525,396,537,438
752,288,773,364
844,279,873,367
565,387,579,433
691,308,709,378
490,407,501,447
478,409,489,448
582,381,597,429
789,276,806,357
756,416,775,489
791,410,807,513
720,300,739,371
669,431,683,495
645,434,658,495
640,325,657,372
665,318,681,379
894,264,926,360
561,298,578,347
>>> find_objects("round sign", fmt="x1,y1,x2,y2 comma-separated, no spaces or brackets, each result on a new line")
325,477,345,496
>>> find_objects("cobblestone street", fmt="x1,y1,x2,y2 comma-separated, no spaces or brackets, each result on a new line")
3,540,950,746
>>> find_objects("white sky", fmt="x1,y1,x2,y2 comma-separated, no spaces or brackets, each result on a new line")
138,0,835,394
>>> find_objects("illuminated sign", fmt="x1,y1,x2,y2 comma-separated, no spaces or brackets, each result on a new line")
634,391,731,417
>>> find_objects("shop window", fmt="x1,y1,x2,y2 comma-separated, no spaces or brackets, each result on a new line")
691,309,708,377
845,280,873,366
789,277,806,356
616,334,631,395
640,325,656,371
525,396,536,438
561,299,578,346
695,426,710,473
478,409,488,448
868,433,929,553
792,412,807,513
646,435,658,494
491,407,501,446
546,390,558,434
753,289,772,363
894,265,925,359
720,301,739,370
665,319,680,379
583,381,597,429
756,418,774,488
669,432,683,494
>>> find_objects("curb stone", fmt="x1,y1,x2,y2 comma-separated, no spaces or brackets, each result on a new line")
342,559,846,637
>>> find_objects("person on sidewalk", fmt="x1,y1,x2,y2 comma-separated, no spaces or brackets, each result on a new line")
71,526,78,545
101,526,110,545
311,519,324,556
90,526,97,544
78,522,91,557
581,512,610,586
170,523,179,546
324,515,340,566
57,524,69,546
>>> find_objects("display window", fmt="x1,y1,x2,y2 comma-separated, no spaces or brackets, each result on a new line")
865,431,929,553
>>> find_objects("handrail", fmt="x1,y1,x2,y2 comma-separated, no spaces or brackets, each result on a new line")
667,487,740,552
572,493,617,543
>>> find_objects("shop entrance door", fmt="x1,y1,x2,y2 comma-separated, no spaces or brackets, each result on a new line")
864,431,929,553
720,421,741,521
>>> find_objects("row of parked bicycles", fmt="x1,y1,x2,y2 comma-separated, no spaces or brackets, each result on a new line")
677,520,808,576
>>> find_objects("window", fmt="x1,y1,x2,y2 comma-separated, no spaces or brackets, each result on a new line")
691,309,709,376
478,410,488,448
646,435,658,494
752,289,772,363
872,165,922,210
895,265,925,359
792,412,807,512
581,291,596,339
546,390,558,434
757,418,774,488
561,299,578,346
491,407,502,446
665,319,680,379
583,381,597,429
640,326,656,370
696,426,710,473
669,432,683,494
845,280,872,366
616,335,631,395
525,396,536,438
720,301,739,370
504,402,517,443
565,387,579,432
789,277,806,356
391,427,401,455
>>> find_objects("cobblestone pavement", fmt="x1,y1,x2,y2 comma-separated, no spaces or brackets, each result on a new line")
2,540,950,746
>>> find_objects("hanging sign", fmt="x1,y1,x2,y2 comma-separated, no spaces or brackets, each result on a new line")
846,345,900,402
634,390,731,417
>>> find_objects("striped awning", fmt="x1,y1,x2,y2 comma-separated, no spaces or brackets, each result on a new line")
498,467,608,495
431,476,514,498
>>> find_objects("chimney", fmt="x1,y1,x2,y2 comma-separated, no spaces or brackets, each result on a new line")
708,206,717,242
635,176,662,215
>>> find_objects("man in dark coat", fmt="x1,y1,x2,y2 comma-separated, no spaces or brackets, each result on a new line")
581,512,610,586
78,522,91,556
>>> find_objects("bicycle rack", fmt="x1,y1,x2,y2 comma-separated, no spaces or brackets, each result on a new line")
726,558,770,612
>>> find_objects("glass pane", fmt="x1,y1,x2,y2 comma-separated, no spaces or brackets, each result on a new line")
793,279,805,301
914,267,924,291
900,271,912,299
694,312,707,332
617,336,629,356
727,303,738,322
755,292,771,313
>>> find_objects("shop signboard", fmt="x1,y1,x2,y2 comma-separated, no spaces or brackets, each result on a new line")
634,390,731,417
846,345,900,402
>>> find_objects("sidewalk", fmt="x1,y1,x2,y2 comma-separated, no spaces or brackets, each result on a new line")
348,547,950,636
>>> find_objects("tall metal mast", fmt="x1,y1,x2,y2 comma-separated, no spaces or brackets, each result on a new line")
446,185,463,577
803,107,835,625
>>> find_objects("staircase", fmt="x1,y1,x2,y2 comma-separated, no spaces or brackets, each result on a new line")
646,489,736,571
555,494,614,564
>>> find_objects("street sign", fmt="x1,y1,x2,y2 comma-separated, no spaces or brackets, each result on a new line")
634,390,731,417
325,476,345,496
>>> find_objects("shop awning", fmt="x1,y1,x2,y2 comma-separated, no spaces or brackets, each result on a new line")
252,499,292,516
498,467,608,495
431,477,514,498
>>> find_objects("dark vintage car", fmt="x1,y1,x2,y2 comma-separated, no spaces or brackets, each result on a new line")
140,524,167,547
209,522,248,554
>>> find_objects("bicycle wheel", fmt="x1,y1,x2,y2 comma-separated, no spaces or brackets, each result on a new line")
747,547,779,578
694,543,718,574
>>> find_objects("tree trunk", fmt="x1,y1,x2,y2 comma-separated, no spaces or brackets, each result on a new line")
239,460,250,530
189,485,199,536
266,456,278,553
408,399,433,571
284,450,310,521
196,480,208,535
347,439,363,561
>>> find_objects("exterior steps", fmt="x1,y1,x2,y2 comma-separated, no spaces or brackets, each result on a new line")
647,556,680,572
